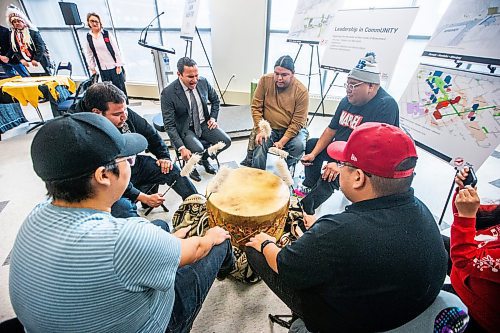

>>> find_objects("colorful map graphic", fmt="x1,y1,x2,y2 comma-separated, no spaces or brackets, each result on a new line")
399,64,500,167
287,0,343,44
423,0,500,65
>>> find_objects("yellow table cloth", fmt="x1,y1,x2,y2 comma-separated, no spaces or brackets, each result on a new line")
0,76,76,108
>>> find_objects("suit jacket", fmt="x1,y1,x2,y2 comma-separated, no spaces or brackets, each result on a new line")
11,29,51,69
161,77,220,150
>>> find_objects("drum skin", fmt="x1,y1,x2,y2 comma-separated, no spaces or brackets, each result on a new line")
207,168,290,248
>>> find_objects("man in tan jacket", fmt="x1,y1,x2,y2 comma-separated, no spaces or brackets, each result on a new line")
242,55,309,169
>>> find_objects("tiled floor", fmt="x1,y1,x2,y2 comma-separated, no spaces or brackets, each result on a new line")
0,99,498,331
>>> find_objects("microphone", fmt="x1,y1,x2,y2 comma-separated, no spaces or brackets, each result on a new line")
221,74,236,102
140,11,165,43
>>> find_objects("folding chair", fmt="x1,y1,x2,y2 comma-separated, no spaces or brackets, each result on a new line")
55,62,72,77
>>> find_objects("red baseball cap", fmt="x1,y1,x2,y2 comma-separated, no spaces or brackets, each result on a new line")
327,122,417,178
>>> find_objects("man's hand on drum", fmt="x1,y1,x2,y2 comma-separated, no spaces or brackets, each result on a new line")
322,162,340,182
246,232,276,253
255,131,267,146
156,158,174,174
179,147,192,161
205,226,231,246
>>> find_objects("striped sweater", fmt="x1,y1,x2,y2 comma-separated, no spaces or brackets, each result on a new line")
9,201,181,332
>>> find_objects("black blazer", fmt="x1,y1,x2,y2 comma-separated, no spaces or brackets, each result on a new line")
160,77,220,149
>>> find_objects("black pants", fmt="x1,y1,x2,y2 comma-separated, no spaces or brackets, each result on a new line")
101,67,128,98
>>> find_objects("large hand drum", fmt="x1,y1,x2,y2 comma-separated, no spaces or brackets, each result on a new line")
207,168,290,248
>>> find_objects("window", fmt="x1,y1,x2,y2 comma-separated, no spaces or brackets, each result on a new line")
266,0,453,100
22,0,213,85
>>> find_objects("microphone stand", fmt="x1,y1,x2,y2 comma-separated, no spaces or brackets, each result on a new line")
139,11,165,44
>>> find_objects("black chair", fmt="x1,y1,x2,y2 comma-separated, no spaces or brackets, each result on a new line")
57,73,99,115
55,61,72,77
142,183,169,216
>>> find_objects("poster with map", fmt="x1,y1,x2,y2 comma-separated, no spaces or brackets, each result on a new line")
423,0,500,65
287,0,344,44
399,64,500,168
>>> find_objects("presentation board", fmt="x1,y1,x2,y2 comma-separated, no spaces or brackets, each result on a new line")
287,0,344,44
320,7,418,87
399,64,500,168
180,0,201,40
422,0,500,66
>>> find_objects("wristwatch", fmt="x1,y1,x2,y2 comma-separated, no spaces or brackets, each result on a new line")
260,239,275,253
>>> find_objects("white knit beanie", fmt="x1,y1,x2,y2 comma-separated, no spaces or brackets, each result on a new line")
348,52,380,84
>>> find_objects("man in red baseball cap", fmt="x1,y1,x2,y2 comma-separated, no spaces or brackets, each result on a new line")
245,122,447,332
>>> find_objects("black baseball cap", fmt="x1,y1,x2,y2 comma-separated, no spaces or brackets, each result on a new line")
31,113,147,181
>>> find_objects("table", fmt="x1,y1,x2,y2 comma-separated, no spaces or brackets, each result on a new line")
0,76,76,133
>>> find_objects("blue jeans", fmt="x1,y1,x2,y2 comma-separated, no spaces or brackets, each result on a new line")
167,239,234,333
111,155,198,218
252,128,308,170
150,220,235,333
1,63,29,77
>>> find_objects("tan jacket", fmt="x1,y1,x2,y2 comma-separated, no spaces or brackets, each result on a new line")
251,73,309,139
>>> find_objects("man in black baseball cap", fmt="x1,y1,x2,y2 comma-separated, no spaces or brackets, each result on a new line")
10,113,234,332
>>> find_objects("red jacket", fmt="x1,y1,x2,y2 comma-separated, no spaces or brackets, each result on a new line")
450,194,500,332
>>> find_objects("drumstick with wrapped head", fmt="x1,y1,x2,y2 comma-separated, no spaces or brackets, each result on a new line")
206,141,226,158
275,158,306,215
268,147,301,162
145,154,202,215
258,119,272,139
206,165,232,200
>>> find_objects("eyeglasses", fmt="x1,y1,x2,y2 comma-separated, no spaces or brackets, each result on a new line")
88,19,100,24
344,82,365,91
337,161,351,168
337,161,371,177
116,155,136,166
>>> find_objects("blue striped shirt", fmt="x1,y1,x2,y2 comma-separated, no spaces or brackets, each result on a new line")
9,201,181,332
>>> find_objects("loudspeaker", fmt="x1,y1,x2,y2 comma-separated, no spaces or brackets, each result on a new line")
59,2,82,26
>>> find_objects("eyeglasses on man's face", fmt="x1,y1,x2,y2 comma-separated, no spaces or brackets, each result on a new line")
88,19,100,24
115,155,136,166
343,81,365,91
337,161,351,168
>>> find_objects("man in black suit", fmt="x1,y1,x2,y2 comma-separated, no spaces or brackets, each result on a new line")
161,57,231,181
76,82,198,218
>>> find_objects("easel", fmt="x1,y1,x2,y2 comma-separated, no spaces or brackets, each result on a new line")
306,68,343,126
292,42,325,119
182,27,226,105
